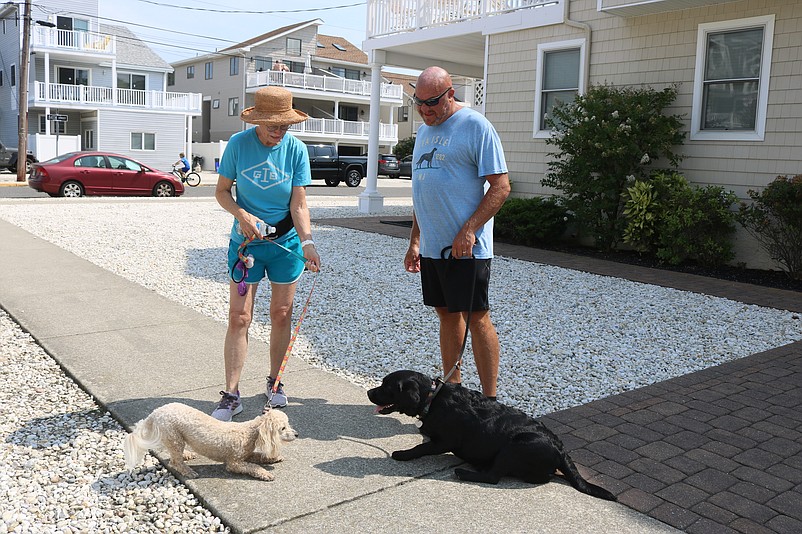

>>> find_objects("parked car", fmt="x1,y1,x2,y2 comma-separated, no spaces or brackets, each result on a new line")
378,154,400,178
399,155,413,178
305,143,367,187
28,151,185,197
0,141,38,174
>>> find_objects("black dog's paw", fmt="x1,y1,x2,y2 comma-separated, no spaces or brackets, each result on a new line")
391,449,418,461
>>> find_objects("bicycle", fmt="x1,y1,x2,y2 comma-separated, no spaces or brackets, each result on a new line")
171,165,201,187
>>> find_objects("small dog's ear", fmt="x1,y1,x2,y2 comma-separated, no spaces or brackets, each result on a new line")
257,413,280,454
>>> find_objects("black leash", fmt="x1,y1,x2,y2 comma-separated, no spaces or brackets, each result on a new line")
440,244,477,383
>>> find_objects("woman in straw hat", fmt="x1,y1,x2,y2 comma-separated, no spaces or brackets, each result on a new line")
212,86,320,421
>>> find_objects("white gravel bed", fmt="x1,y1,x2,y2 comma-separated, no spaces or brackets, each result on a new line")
0,196,800,532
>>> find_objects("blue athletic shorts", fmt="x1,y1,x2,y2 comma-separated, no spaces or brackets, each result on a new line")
228,234,305,285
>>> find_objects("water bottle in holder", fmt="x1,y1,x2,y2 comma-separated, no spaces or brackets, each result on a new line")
237,219,277,239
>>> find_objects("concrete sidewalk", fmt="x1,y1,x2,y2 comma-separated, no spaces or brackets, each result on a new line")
0,218,673,533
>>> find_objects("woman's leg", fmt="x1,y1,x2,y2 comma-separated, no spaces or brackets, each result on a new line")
268,281,298,377
223,280,258,393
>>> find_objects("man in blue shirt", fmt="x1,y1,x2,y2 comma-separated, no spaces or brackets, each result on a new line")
404,66,511,400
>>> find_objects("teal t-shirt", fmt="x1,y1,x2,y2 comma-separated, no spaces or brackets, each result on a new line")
218,128,311,244
411,107,507,259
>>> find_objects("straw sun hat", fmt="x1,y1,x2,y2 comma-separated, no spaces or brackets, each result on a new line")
240,86,308,125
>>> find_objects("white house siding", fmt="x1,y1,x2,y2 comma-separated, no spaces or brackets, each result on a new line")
33,0,98,24
489,0,802,200
97,109,186,171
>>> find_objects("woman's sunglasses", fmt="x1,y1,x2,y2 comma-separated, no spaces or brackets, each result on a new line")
412,87,452,107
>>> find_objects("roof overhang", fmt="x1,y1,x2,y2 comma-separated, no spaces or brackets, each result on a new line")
363,3,564,79
598,0,742,17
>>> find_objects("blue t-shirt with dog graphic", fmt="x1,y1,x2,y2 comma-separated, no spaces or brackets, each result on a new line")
411,106,507,260
218,127,311,244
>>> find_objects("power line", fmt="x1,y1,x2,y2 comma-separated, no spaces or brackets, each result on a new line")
132,0,366,15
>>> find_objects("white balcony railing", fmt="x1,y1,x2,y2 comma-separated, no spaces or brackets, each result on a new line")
367,0,561,37
289,117,398,141
32,82,202,113
31,27,115,55
246,70,404,101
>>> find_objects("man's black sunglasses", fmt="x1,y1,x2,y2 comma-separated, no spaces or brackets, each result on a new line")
412,87,452,107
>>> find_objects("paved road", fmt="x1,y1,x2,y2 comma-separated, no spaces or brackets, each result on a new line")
0,170,412,199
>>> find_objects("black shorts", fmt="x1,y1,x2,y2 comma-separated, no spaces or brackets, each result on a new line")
420,257,491,312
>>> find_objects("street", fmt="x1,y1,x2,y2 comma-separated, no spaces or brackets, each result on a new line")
0,171,411,200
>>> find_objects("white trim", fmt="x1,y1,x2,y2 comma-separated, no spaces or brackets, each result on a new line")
690,15,774,142
533,38,586,139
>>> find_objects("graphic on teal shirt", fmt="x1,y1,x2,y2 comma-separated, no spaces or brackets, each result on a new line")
241,159,294,190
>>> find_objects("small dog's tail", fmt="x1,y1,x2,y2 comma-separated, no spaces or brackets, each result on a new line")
558,452,617,501
123,416,162,469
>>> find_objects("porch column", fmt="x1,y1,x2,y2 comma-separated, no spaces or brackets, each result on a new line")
358,51,385,214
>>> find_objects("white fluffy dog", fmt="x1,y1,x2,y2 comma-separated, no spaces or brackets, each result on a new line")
123,402,297,481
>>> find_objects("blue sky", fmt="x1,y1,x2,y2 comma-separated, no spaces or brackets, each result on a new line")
98,0,368,63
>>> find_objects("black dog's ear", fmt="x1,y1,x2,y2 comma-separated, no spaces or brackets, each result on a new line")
400,378,421,405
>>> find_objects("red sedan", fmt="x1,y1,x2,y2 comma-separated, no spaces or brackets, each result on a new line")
28,151,185,197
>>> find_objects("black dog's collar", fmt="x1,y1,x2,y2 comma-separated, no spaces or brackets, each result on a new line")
416,379,444,427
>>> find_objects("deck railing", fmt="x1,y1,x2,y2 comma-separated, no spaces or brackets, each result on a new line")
32,82,202,112
31,27,115,55
367,0,561,37
246,70,404,101
288,117,398,140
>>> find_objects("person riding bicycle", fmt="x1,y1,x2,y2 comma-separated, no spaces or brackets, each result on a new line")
174,153,191,179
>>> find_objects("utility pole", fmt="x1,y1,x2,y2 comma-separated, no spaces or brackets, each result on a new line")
16,0,31,182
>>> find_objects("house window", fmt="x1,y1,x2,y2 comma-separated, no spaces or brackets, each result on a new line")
205,61,213,80
167,72,175,86
254,56,271,72
84,129,95,150
58,66,89,86
131,132,156,151
117,73,145,90
397,106,409,122
10,64,15,86
228,97,239,116
212,99,220,109
329,67,360,80
691,15,774,141
230,57,239,76
0,70,3,86
39,115,66,134
339,106,358,121
286,37,302,56
187,65,195,79
533,39,585,137
287,60,305,73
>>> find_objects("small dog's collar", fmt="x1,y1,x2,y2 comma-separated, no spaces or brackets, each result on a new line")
417,379,443,426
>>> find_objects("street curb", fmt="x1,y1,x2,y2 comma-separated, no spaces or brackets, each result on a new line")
0,181,28,187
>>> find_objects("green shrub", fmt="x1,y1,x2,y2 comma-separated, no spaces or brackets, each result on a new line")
542,84,685,250
495,197,571,247
656,183,738,267
393,136,416,159
622,171,687,253
737,174,802,279
622,172,738,267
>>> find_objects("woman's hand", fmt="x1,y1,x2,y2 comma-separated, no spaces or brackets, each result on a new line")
303,243,321,272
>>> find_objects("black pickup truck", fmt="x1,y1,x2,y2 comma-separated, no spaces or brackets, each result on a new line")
305,143,367,187
0,141,37,174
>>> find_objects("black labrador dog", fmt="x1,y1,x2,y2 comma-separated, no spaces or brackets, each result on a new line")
368,370,616,501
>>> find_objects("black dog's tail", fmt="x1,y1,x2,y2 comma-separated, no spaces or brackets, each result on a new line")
558,452,617,501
